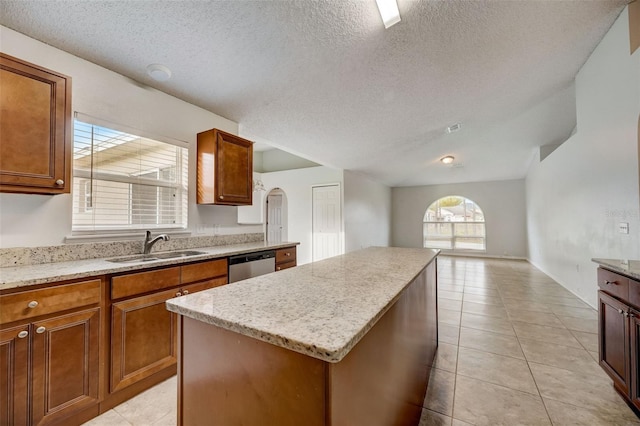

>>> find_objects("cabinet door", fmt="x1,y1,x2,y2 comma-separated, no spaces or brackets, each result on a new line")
31,308,100,425
598,291,630,395
630,308,640,410
111,289,178,393
0,53,71,194
216,131,253,206
0,325,29,426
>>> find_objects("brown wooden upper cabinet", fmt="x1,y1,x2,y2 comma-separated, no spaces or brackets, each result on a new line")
197,128,253,206
0,53,72,194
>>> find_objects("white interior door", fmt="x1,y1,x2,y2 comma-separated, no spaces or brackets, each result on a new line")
312,184,341,262
266,193,283,243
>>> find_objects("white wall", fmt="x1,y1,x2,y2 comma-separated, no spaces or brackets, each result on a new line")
526,8,640,307
343,170,391,252
392,179,527,258
260,166,344,265
0,26,262,248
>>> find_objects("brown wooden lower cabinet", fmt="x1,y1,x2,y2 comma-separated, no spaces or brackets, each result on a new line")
0,308,101,426
597,266,640,415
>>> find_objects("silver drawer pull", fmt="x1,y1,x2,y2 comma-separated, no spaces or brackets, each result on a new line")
28,300,38,309
183,290,189,295
55,179,64,186
36,326,46,334
618,309,624,314
176,292,182,297
286,253,291,257
18,330,28,339
604,280,616,285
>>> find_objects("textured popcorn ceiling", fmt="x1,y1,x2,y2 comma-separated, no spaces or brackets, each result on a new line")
0,1,628,186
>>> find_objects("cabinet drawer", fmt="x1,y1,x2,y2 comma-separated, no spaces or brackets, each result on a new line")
598,268,629,301
276,247,296,264
180,277,228,296
628,278,640,309
181,259,227,284
0,279,101,324
276,260,296,272
112,267,181,300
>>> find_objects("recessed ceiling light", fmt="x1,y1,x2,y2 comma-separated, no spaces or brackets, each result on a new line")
146,64,172,82
440,156,455,164
375,0,401,29
446,123,461,133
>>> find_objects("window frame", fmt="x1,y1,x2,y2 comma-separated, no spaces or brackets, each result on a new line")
423,196,486,252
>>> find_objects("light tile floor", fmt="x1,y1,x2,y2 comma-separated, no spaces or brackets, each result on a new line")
85,256,640,426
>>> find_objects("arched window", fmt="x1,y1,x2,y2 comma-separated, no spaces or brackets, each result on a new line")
423,196,486,251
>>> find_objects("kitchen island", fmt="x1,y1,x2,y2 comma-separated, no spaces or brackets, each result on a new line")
166,246,439,426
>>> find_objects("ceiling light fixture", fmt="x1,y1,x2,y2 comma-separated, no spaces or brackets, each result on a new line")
446,123,461,133
146,64,172,82
375,0,401,29
440,156,455,164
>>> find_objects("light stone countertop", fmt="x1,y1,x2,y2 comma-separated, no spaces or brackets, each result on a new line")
0,241,299,290
166,246,439,363
592,258,640,281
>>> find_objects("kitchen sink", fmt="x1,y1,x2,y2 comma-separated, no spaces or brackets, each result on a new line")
107,250,207,263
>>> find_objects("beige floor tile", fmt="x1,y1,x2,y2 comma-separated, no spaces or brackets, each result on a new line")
453,375,551,426
419,408,453,426
571,330,599,352
439,298,462,312
451,420,474,426
548,296,592,309
82,409,131,426
456,346,538,394
463,287,500,297
508,309,565,328
423,368,456,416
502,298,553,313
433,342,458,373
462,293,504,306
512,322,582,348
459,327,524,359
439,308,462,326
543,398,640,425
440,284,465,293
152,410,177,426
529,362,631,415
440,290,464,301
556,315,598,333
438,324,460,345
113,376,177,425
461,301,508,318
550,305,597,319
519,338,600,374
461,312,515,336
589,350,599,362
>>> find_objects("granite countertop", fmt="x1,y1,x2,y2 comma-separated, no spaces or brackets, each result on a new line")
0,241,299,290
592,258,640,281
166,246,439,363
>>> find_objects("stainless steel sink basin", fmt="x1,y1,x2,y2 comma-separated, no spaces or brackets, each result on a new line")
107,250,207,263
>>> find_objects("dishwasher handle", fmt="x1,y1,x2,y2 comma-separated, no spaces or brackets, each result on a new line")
229,250,275,265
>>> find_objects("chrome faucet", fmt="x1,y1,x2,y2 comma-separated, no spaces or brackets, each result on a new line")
143,231,170,254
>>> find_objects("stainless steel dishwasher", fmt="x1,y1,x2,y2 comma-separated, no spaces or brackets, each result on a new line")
228,250,276,283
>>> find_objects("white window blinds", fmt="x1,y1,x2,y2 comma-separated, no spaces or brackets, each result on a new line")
72,114,188,232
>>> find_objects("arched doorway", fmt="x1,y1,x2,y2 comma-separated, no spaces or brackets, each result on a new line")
265,188,288,243
423,196,486,251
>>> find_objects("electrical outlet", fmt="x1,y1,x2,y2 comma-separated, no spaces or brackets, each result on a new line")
619,222,629,234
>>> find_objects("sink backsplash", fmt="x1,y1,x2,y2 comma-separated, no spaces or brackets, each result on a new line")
0,233,264,268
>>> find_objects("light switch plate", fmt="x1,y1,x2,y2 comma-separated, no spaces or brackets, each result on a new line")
619,222,629,234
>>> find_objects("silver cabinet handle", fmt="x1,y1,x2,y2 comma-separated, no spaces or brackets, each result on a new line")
618,309,624,314
183,290,189,295
36,326,46,334
28,300,38,309
604,280,616,285
176,292,182,297
55,179,64,186
286,253,291,257
219,195,224,200
18,330,28,339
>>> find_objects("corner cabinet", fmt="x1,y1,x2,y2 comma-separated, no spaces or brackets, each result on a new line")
597,267,640,413
197,129,253,206
0,53,72,194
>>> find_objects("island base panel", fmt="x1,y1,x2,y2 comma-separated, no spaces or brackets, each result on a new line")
178,260,437,425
